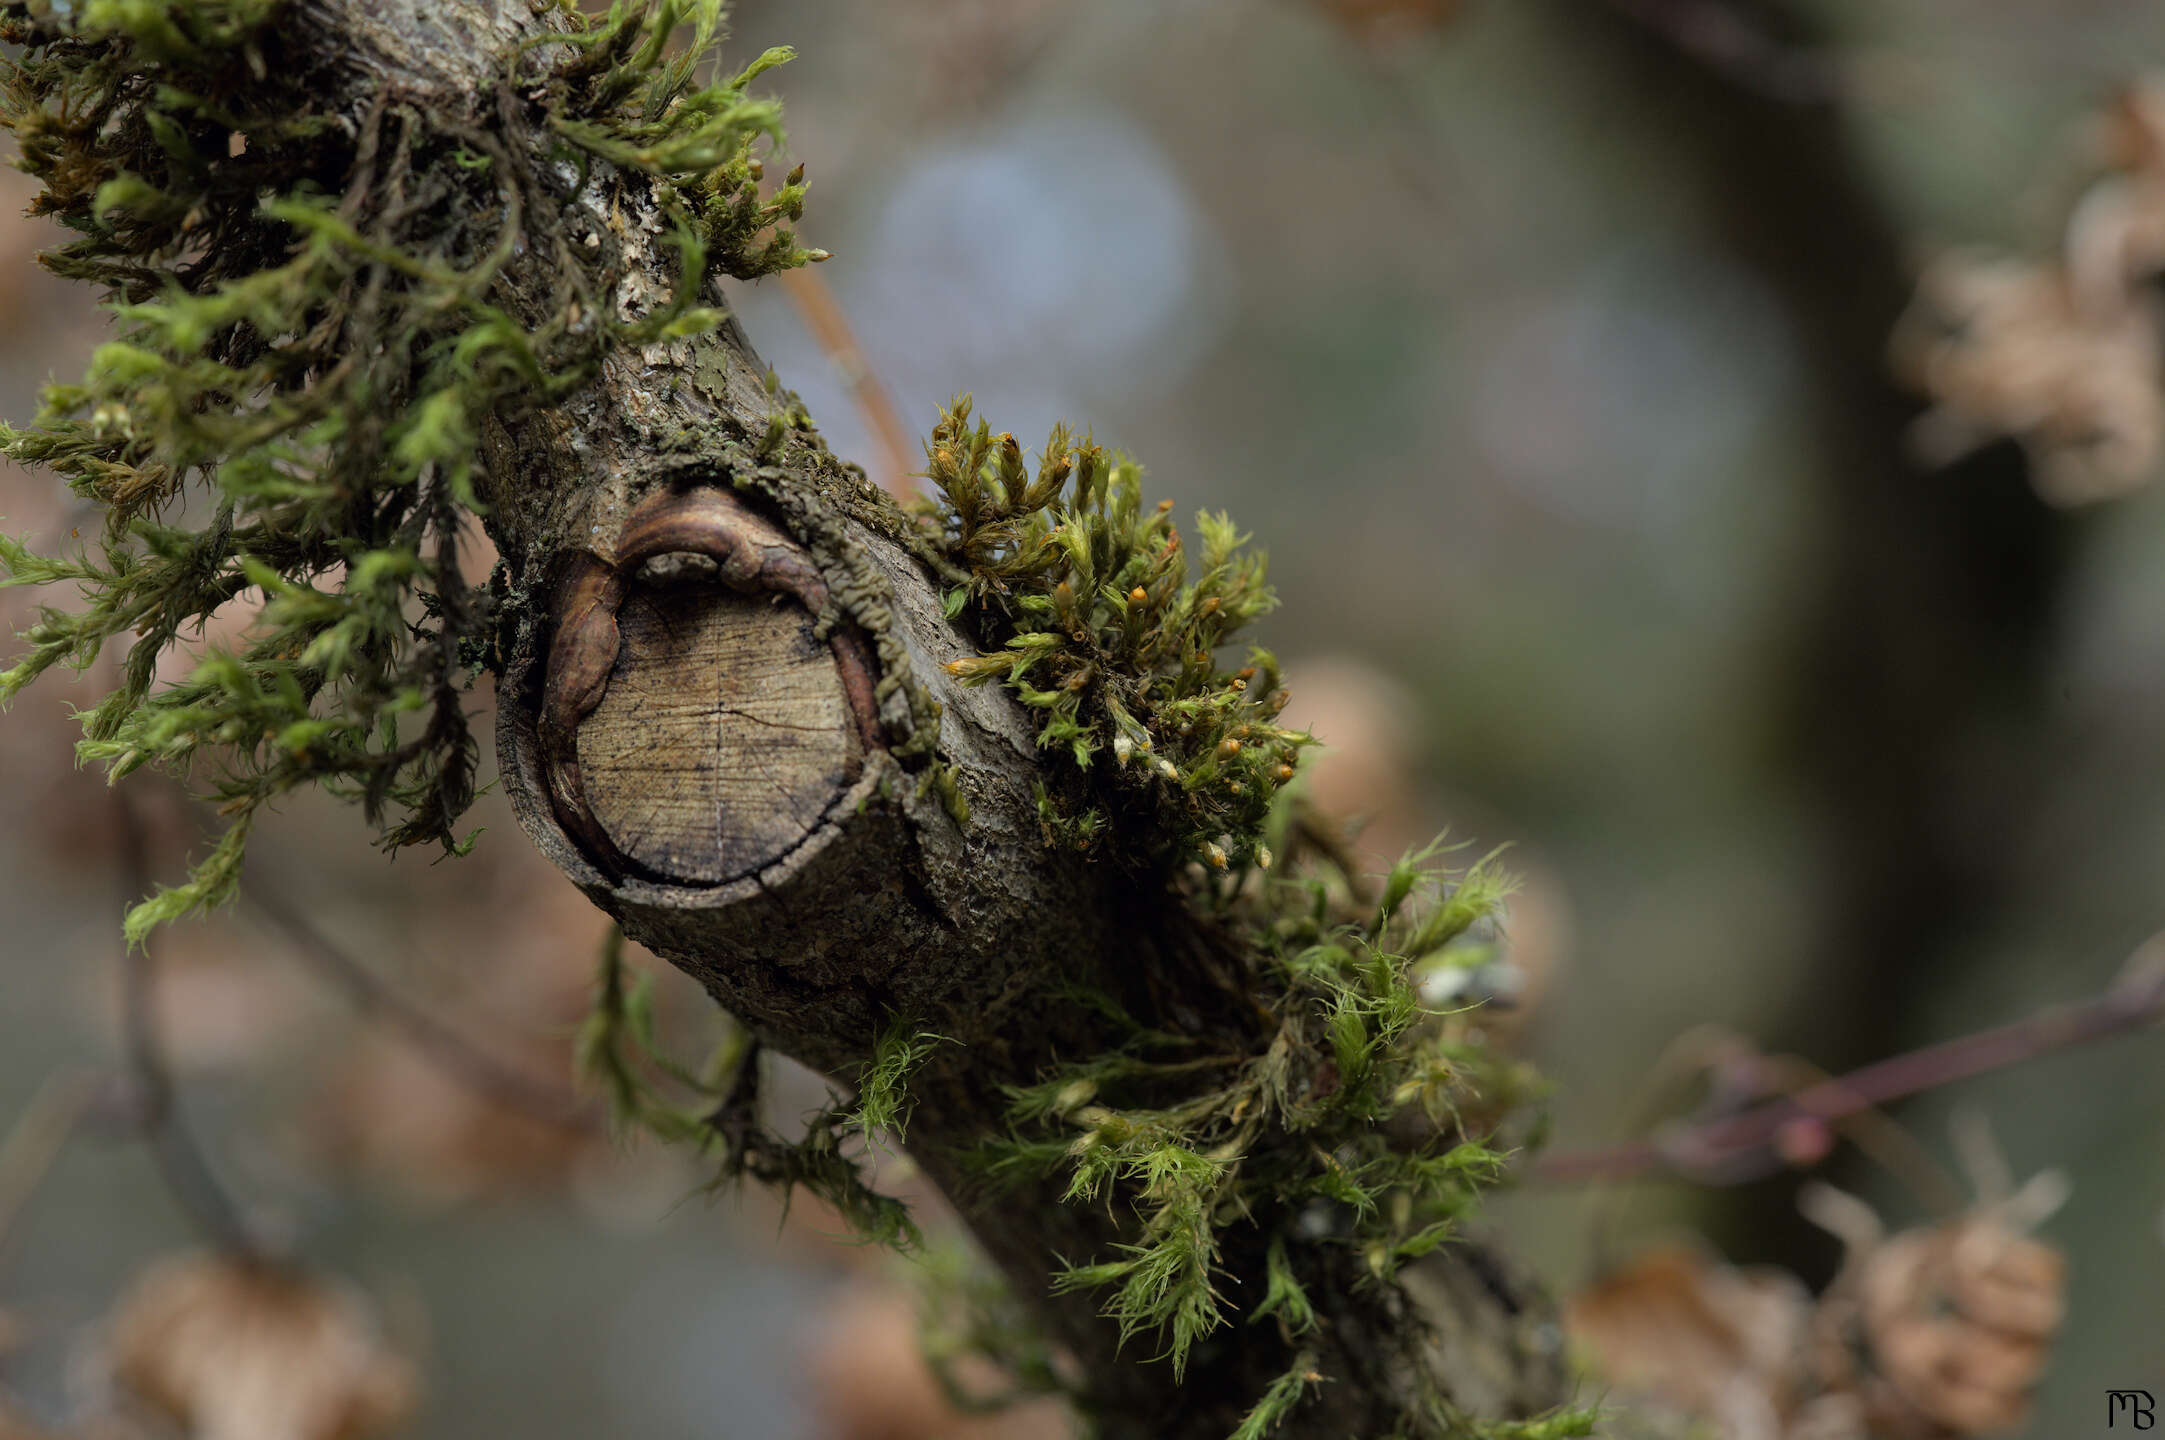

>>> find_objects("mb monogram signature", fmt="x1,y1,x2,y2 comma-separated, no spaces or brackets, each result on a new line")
2110,1390,2156,1429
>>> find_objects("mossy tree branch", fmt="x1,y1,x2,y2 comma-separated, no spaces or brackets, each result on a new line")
0,2,1578,1434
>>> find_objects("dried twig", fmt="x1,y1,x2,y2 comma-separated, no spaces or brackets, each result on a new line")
776,265,919,500
1593,0,1845,105
112,788,270,1259
0,1069,104,1260
1535,944,2165,1184
239,873,599,1134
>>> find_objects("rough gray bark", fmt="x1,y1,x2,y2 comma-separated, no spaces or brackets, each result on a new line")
289,1,1568,1433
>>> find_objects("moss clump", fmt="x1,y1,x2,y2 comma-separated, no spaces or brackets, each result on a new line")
0,7,1576,1433
920,408,1571,1436
577,926,924,1252
0,0,820,942
973,844,1524,1370
918,399,1308,869
851,1019,949,1142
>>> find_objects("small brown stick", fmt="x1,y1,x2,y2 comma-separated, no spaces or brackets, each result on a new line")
1534,946,2165,1184
0,1070,105,1261
1593,0,1846,105
112,788,271,1260
776,265,919,500
239,873,600,1133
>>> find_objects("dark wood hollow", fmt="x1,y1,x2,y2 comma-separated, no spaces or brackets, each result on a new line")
574,579,863,885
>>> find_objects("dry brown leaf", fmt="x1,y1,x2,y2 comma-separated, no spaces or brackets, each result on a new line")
105,1254,417,1440
1813,1213,2066,1440
1894,253,2164,505
1896,73,2165,505
805,1280,1067,1440
1565,1245,1814,1440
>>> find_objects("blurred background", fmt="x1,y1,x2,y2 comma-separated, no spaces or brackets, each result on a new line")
3,0,2163,1435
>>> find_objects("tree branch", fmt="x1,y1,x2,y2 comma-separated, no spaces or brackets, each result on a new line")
1533,948,2165,1185
1,2,1573,1431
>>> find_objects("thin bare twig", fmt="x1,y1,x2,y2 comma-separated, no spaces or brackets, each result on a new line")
776,265,919,501
1534,947,2165,1184
239,874,599,1134
1593,0,1845,105
0,1070,104,1262
112,788,270,1259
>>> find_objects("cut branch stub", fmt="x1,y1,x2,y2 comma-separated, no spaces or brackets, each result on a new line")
536,485,883,886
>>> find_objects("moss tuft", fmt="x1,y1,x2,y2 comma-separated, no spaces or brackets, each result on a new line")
918,398,1309,870
0,0,818,939
577,925,923,1252
909,400,1564,1437
852,1018,949,1142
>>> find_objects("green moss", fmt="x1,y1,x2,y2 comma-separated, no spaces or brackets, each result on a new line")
0,0,820,939
918,398,1309,869
950,837,1533,1432
1228,1352,1322,1440
851,1017,949,1142
0,8,1567,1434
1420,1402,1602,1440
576,924,750,1146
577,925,922,1251
907,401,1562,1437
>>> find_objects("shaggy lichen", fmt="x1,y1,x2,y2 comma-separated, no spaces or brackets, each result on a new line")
0,0,819,941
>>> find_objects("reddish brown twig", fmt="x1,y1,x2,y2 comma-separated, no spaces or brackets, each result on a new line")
1594,0,1845,105
1533,950,2165,1184
776,265,919,500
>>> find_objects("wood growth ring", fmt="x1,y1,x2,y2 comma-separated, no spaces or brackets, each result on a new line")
536,486,883,885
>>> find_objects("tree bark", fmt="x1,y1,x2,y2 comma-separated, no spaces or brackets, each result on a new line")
283,1,1568,1432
